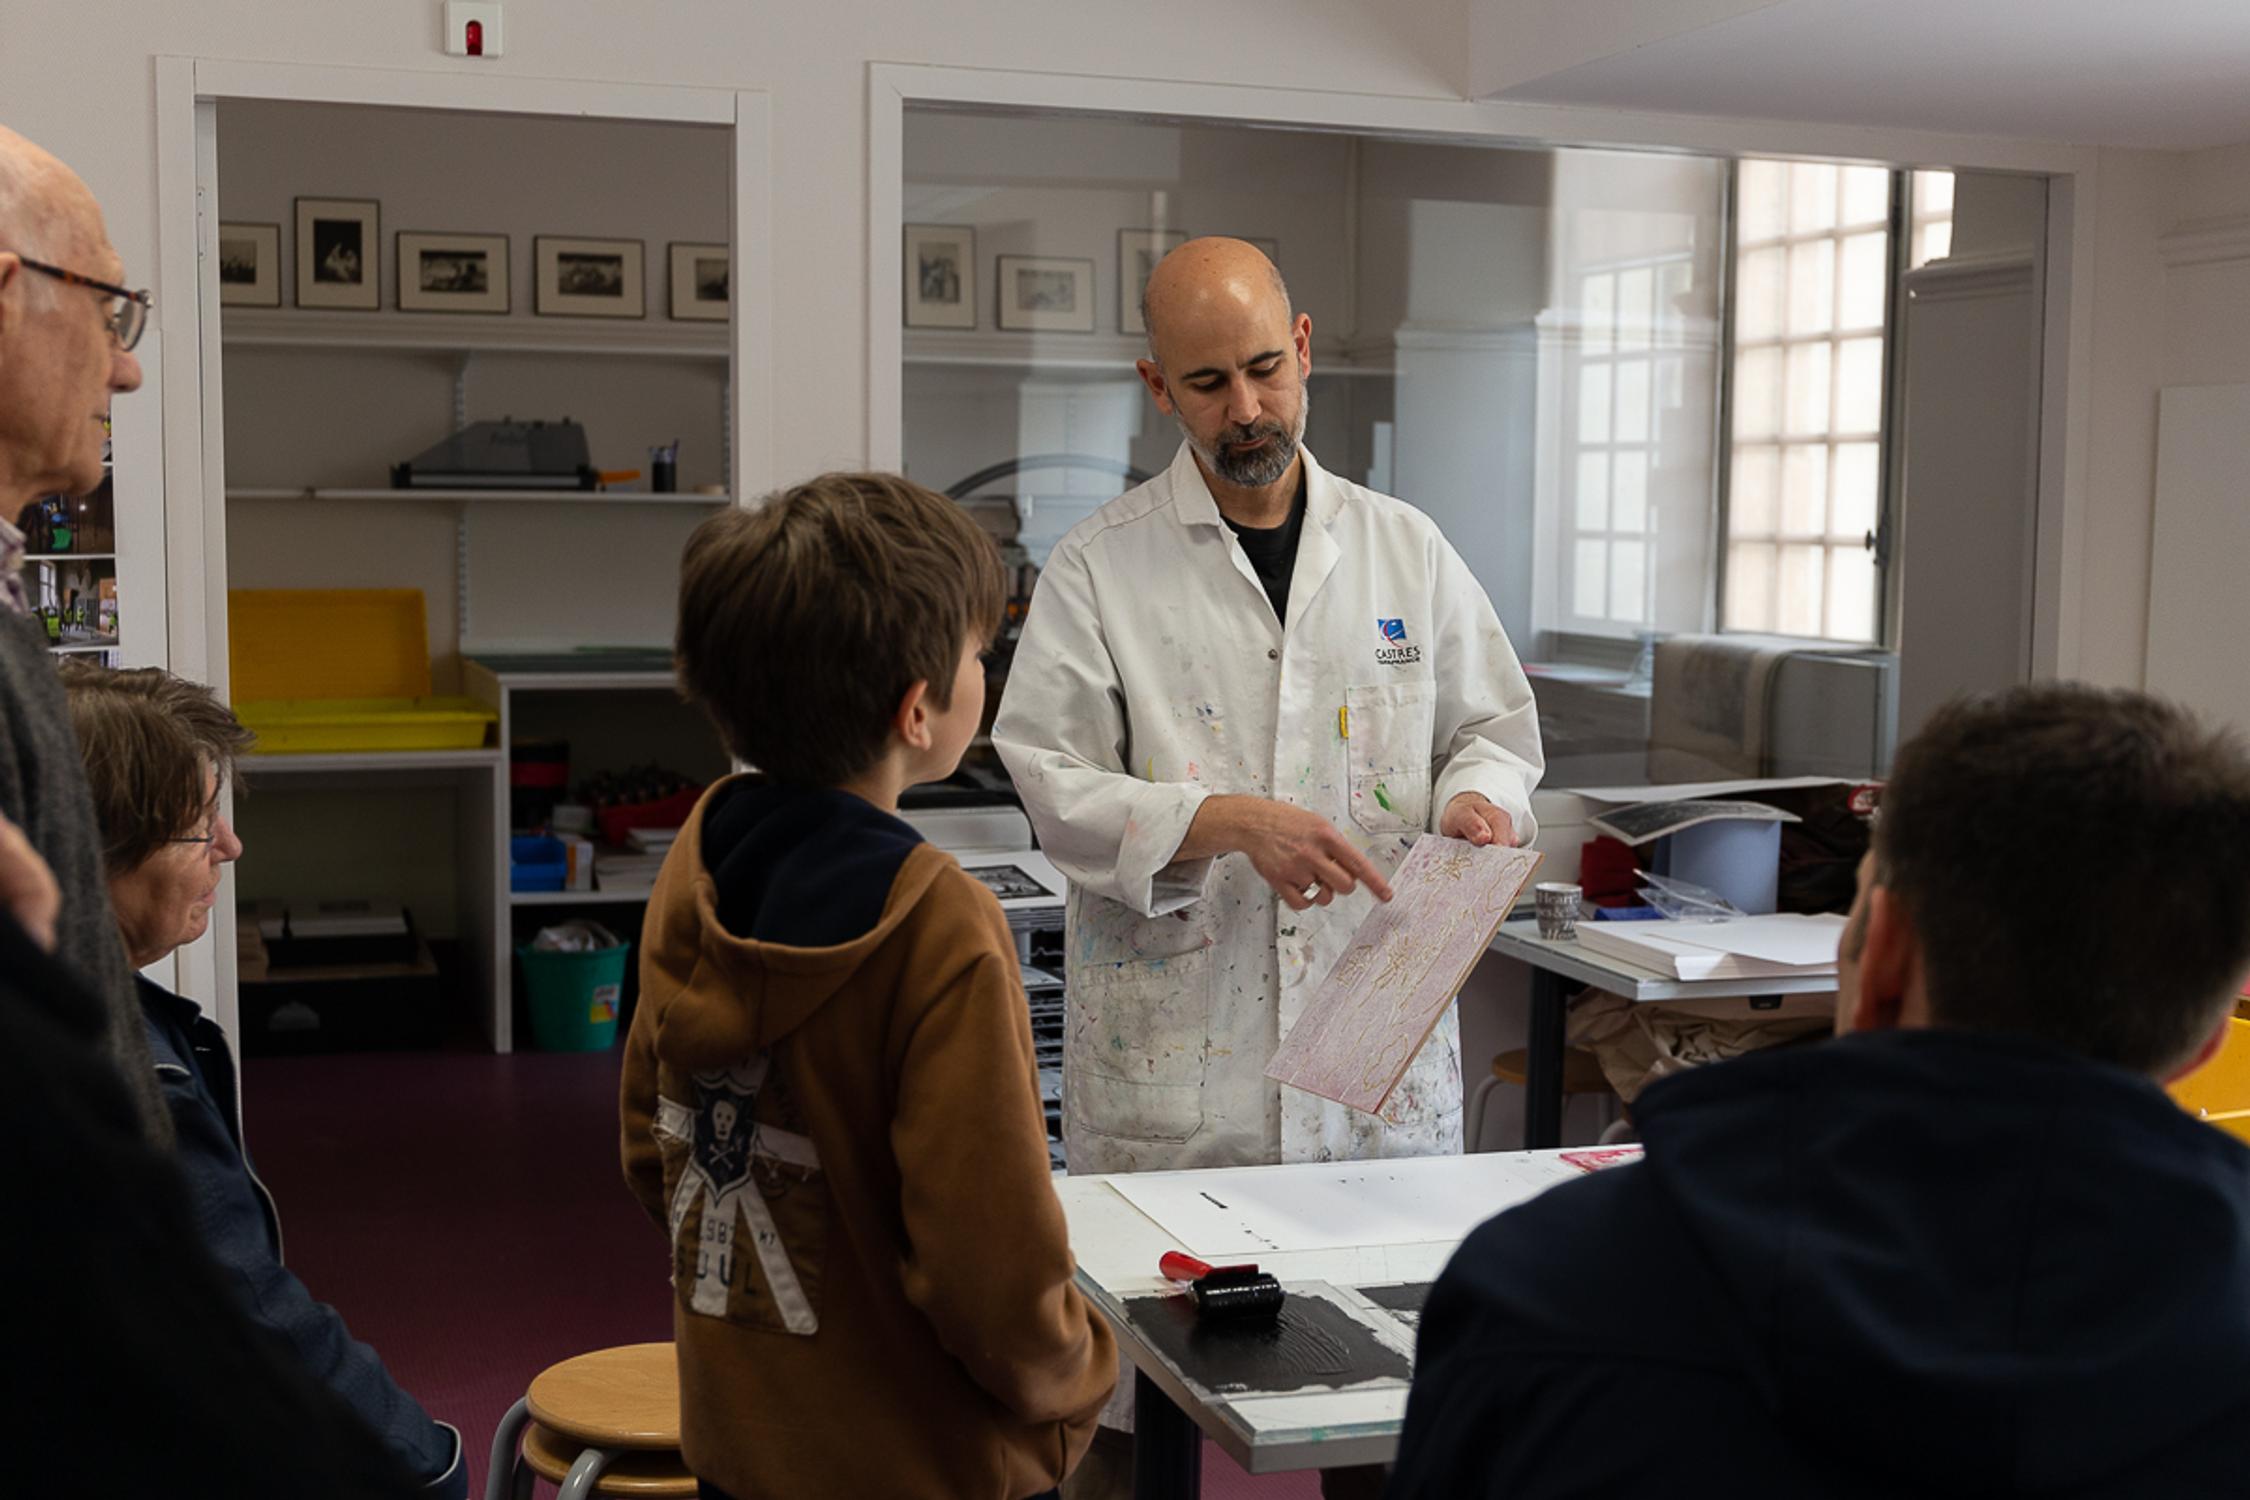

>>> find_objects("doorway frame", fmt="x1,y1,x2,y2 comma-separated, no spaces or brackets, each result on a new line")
151,58,773,1029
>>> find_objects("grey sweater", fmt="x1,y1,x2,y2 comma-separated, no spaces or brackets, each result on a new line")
0,609,172,1145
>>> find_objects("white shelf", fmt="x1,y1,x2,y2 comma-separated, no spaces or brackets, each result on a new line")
27,552,116,563
510,887,655,907
229,486,731,506
242,748,504,774
50,640,120,655
220,307,730,361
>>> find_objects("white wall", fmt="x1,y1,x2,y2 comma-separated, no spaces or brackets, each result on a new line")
1,1,1465,602
2062,144,2250,701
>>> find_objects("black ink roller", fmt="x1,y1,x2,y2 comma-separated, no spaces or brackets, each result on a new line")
1160,1251,1286,1321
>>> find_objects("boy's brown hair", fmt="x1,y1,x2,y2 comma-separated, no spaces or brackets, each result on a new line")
676,472,1004,786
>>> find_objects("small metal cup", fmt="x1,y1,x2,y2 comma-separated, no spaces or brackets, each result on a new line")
1534,881,1582,941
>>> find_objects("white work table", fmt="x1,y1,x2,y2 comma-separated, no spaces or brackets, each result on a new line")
1058,1150,1613,1496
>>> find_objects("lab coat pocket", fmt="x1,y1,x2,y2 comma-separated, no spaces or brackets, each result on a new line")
1344,680,1436,835
1065,944,1214,1145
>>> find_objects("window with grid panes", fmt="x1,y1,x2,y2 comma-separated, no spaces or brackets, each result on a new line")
1724,159,1892,643
1561,254,1696,633
1910,170,1955,268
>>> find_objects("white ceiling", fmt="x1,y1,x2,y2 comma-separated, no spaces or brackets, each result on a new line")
1481,0,2250,152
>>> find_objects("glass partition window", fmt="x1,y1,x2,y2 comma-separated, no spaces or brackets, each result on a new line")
1724,159,1892,643
1561,252,1698,632
897,110,2006,784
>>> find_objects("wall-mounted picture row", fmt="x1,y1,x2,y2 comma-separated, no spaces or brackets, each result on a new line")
218,209,729,322
902,224,1279,334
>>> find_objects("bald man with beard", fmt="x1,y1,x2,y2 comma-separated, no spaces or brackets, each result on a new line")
993,237,1544,1497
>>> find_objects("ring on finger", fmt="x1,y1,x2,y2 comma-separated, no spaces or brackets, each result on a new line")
1300,881,1321,902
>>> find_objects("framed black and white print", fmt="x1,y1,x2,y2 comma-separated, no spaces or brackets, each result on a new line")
668,242,729,322
294,198,379,310
903,224,975,330
217,222,280,307
397,232,509,314
996,254,1095,334
1118,229,1186,337
535,236,644,319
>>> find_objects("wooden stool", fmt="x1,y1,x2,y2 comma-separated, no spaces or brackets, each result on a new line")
487,1343,691,1500
1466,1046,1611,1150
521,1421,695,1496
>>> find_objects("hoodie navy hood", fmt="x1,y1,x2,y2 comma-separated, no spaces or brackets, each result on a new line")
699,781,924,948
1394,1029,2250,1499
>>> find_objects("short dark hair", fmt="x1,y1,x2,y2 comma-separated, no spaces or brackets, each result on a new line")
1877,683,2250,1074
56,662,254,874
674,472,1004,786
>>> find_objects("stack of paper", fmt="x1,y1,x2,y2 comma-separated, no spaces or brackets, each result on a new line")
595,848,669,891
1573,913,1844,981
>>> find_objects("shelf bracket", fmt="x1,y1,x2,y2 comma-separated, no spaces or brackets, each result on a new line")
453,352,473,432
456,511,472,646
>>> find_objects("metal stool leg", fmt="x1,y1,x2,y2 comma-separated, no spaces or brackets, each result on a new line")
559,1447,621,1500
485,1398,533,1500
1466,1072,1503,1152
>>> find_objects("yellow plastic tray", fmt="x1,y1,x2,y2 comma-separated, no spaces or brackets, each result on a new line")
230,589,433,702
235,696,496,754
2170,1015,2250,1128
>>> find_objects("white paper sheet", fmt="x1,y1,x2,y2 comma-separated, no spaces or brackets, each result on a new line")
1575,914,1843,979
1693,913,1847,965
1108,1154,1582,1258
1563,775,1851,805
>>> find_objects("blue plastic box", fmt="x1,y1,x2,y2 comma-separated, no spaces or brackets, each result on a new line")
510,834,567,892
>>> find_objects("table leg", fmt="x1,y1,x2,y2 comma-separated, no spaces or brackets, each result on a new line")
1523,968,1567,1150
1132,1369,1202,1500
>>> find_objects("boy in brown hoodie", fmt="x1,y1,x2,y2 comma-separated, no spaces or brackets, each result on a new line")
621,473,1117,1500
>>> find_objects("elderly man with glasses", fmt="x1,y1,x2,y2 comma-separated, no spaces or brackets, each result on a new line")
0,123,165,1141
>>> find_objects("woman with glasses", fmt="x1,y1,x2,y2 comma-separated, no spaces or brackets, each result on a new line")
57,661,467,1500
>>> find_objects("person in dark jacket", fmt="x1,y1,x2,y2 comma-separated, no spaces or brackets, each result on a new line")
0,826,420,1499
0,123,171,1144
1392,683,2250,1500
59,662,466,1498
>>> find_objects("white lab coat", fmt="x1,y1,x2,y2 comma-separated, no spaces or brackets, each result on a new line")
994,443,1544,1173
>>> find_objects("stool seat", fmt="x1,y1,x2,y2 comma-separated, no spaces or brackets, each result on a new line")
522,1421,697,1496
1491,1046,1609,1095
526,1342,681,1450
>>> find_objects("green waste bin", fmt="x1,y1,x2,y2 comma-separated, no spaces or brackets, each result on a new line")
518,939,629,1051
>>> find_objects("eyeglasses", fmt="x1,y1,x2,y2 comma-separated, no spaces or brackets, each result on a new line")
16,256,152,351
166,809,229,848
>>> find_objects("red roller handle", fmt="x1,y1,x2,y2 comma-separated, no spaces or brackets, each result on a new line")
1159,1251,1212,1282
1160,1251,1262,1282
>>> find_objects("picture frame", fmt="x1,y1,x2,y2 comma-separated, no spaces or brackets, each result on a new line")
216,222,281,308
903,224,976,330
996,254,1095,334
668,242,729,322
294,198,379,310
397,232,510,314
534,236,644,319
1118,229,1187,337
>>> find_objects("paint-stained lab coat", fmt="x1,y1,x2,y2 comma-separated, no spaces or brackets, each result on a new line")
994,443,1544,1174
